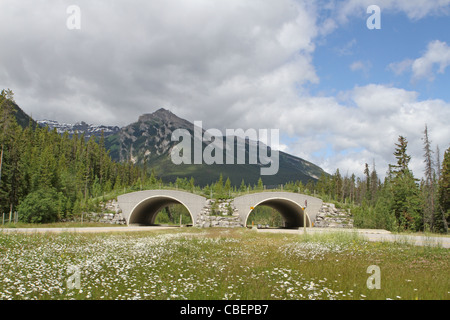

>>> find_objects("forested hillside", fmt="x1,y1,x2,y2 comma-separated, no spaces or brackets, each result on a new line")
0,90,143,222
1,89,448,232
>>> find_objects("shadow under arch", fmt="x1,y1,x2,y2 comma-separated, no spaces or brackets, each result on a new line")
128,195,193,226
244,198,311,228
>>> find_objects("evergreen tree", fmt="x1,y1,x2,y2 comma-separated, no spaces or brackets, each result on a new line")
149,169,157,186
189,177,195,191
239,179,246,193
0,90,25,214
436,147,450,233
214,174,224,198
390,136,411,177
370,161,379,205
435,145,441,181
349,173,356,203
421,125,436,230
224,177,231,197
333,169,343,202
389,136,422,231
364,163,370,202
257,177,264,191
0,88,150,223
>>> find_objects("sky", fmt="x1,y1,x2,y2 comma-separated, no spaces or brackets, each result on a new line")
0,0,449,179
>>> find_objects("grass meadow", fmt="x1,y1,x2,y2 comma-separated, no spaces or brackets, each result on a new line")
0,228,448,300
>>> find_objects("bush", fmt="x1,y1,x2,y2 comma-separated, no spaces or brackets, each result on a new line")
18,188,65,224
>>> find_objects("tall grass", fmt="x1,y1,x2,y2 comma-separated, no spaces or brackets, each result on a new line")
0,228,448,300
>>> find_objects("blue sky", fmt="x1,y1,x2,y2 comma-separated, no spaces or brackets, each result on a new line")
0,0,449,178
313,11,450,101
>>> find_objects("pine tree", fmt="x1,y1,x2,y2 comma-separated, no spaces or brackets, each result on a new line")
0,89,16,135
149,169,157,186
0,88,159,223
349,173,356,203
364,163,370,195
189,177,195,192
390,136,411,177
389,136,422,231
214,174,224,198
224,177,232,197
7,125,26,212
436,145,442,181
98,130,106,184
333,169,343,202
436,147,450,233
370,161,379,205
257,177,264,191
422,125,436,230
0,90,28,215
315,173,329,197
239,179,246,193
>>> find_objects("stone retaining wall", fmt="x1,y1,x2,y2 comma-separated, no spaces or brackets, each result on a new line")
314,203,353,228
195,199,244,228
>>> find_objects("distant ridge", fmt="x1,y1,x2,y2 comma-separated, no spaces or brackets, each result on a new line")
37,119,120,139
10,102,328,187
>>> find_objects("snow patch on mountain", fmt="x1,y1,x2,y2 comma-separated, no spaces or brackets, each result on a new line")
37,119,120,138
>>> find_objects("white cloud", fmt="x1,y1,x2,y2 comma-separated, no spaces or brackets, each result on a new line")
336,0,450,22
412,40,450,81
0,0,448,181
0,0,320,128
269,84,450,179
388,40,450,81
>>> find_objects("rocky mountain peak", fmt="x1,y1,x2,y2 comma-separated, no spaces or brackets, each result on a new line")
137,108,194,132
154,107,172,116
138,108,174,123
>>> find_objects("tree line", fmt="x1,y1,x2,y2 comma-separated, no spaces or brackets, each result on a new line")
313,132,449,233
0,90,143,223
1,89,449,232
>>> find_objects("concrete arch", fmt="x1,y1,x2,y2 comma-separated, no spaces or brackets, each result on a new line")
233,192,322,229
127,195,192,226
245,197,311,228
117,190,207,226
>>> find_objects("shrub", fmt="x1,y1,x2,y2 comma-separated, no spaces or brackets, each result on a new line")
18,188,65,223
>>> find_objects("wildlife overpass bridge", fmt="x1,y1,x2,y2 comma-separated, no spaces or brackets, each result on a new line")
117,190,322,228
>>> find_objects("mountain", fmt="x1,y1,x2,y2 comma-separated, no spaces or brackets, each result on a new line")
105,108,328,186
3,99,37,129
37,119,120,139
5,98,328,186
